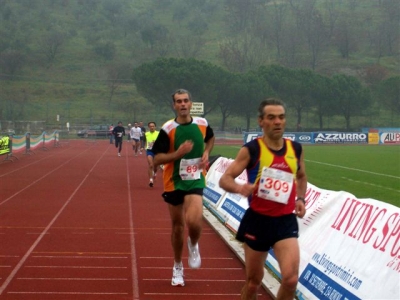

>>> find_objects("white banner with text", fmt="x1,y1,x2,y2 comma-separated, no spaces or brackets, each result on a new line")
204,157,400,300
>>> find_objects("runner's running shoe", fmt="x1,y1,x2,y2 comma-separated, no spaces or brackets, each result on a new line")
171,265,184,286
187,237,201,269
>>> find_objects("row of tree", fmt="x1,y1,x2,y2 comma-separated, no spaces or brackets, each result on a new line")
132,58,399,131
0,0,398,74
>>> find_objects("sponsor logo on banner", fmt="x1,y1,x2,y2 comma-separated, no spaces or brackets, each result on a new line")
283,133,295,141
368,132,379,144
244,132,262,143
314,133,367,144
380,132,400,144
299,135,311,142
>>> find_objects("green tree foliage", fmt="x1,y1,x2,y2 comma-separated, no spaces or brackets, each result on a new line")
232,72,276,131
330,74,372,130
310,74,337,129
132,58,222,115
378,76,400,120
0,0,398,129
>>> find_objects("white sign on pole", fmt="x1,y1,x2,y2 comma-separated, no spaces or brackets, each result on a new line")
191,102,204,115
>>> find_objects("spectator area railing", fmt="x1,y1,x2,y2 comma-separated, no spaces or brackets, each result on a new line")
0,131,64,163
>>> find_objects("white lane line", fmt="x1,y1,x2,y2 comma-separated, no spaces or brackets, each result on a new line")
306,159,400,179
8,292,128,295
32,255,128,259
342,177,400,192
0,147,72,178
0,147,93,206
140,256,233,260
18,278,127,281
0,149,108,296
125,152,140,300
141,266,242,270
145,292,265,297
25,266,126,269
145,292,240,296
143,278,243,282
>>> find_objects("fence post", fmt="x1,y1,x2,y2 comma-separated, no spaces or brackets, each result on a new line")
24,132,35,155
41,132,48,151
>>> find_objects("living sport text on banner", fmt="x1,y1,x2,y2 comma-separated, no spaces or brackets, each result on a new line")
204,157,400,300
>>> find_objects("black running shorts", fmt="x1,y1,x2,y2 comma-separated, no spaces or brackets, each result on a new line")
162,188,204,206
236,208,299,252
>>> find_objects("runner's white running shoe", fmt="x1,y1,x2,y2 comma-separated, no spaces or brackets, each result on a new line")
171,265,184,286
187,237,201,269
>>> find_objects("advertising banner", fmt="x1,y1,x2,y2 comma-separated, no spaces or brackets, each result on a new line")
296,183,400,300
204,158,399,300
380,132,400,144
243,132,313,144
368,132,379,144
313,132,368,144
204,157,247,214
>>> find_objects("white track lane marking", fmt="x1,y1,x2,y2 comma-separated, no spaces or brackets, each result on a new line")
8,292,128,295
25,266,126,269
306,159,400,179
31,255,128,259
145,292,241,296
125,151,140,300
140,256,233,260
144,278,244,282
141,266,242,270
0,147,72,178
342,177,400,192
0,146,93,206
0,147,108,295
18,278,127,280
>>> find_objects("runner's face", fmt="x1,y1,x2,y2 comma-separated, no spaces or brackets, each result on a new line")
148,123,156,132
173,93,192,117
258,105,286,140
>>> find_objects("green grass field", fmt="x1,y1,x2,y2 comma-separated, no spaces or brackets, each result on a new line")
211,144,400,207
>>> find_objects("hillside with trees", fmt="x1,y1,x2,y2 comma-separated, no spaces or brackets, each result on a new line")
0,0,399,132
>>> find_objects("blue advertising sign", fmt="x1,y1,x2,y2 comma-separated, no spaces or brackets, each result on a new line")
313,132,368,144
243,132,313,144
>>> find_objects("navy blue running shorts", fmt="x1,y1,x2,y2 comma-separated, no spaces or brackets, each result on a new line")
146,149,155,157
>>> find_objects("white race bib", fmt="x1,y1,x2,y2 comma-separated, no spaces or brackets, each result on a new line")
179,158,202,180
257,167,293,204
147,142,154,150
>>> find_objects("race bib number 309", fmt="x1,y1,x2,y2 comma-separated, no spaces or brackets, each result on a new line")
257,167,293,204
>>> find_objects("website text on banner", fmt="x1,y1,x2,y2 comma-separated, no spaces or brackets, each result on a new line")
204,156,399,300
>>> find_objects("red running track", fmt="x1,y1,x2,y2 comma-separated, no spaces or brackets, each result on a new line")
0,140,273,300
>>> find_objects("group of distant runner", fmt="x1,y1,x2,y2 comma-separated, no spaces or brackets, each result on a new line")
108,120,159,187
